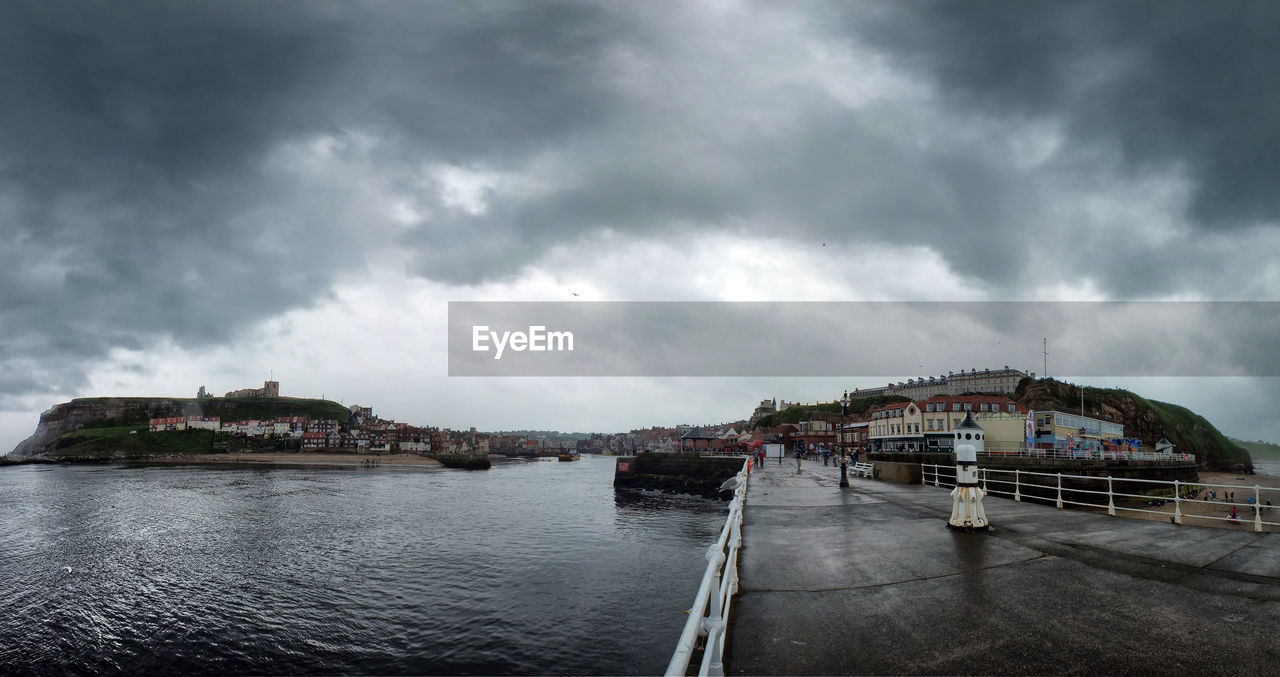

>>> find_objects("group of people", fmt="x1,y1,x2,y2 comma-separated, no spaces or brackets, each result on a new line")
1187,488,1276,521
750,445,862,471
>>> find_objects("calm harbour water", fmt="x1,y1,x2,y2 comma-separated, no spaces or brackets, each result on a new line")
0,456,726,675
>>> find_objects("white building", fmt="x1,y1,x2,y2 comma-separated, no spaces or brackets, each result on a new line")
852,366,1032,401
185,416,220,431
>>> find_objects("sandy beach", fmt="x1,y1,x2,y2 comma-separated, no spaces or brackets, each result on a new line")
1067,468,1280,532
136,452,442,468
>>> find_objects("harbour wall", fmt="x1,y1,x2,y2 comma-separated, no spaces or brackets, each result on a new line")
613,454,745,498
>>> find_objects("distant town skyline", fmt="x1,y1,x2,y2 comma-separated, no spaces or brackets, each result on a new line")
3,2,1280,453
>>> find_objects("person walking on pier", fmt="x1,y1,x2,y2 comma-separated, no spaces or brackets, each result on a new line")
795,448,802,471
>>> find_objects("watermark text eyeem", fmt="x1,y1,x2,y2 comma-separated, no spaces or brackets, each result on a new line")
471,325,575,360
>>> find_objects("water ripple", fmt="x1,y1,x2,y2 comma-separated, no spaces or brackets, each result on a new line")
0,457,723,674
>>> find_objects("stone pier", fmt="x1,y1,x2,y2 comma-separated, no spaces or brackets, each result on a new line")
726,462,1280,674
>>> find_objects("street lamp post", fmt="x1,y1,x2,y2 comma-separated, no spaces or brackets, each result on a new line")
839,390,850,488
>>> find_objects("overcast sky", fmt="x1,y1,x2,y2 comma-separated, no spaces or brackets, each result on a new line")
4,0,1280,453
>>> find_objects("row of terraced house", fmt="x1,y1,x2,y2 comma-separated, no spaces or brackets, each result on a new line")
148,403,440,454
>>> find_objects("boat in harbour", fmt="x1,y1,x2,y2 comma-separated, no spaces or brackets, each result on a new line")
558,452,581,462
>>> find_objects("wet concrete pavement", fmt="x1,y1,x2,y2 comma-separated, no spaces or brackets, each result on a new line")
726,461,1280,675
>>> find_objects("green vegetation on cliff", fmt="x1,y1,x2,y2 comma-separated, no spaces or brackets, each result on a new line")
51,429,297,460
73,396,350,428
753,395,910,429
14,396,349,459
1013,378,1251,471
1230,438,1280,462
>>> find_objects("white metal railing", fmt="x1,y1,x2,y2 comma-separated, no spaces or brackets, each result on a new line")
666,459,750,677
978,444,1195,462
921,463,1280,532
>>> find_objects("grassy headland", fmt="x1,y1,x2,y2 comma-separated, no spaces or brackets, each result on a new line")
14,396,351,460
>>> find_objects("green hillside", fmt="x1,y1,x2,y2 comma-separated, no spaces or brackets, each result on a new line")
1015,378,1251,471
753,395,910,429
1230,438,1280,462
50,428,295,460
18,396,350,460
75,397,350,428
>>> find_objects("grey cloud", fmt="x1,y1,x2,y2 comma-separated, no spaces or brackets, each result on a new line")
405,97,1048,286
0,1,635,404
5,0,1280,409
408,0,1280,299
846,0,1280,231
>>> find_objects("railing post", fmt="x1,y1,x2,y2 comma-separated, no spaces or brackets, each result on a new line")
921,464,927,486
1056,473,1063,509
1173,480,1183,525
1256,485,1264,533
1106,476,1115,516
706,550,726,620
934,464,940,487
706,628,725,677
1014,469,1021,502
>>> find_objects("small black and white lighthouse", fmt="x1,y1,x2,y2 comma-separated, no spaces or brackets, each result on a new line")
948,413,989,530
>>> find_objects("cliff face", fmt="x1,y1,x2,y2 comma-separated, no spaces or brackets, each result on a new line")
10,396,350,458
11,398,189,457
1013,379,1252,471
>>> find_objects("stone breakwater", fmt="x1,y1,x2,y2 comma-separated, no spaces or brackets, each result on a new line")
613,454,745,498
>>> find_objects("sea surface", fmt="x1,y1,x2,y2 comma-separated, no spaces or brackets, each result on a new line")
0,456,727,675
1253,458,1280,478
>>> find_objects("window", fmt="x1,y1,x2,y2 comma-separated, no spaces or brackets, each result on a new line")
1007,403,1015,413
952,403,961,411
964,403,972,411
980,403,989,411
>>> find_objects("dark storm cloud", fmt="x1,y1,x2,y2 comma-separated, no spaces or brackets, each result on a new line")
403,95,1046,285
5,0,1280,408
407,0,1280,298
846,0,1280,231
0,0,633,404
